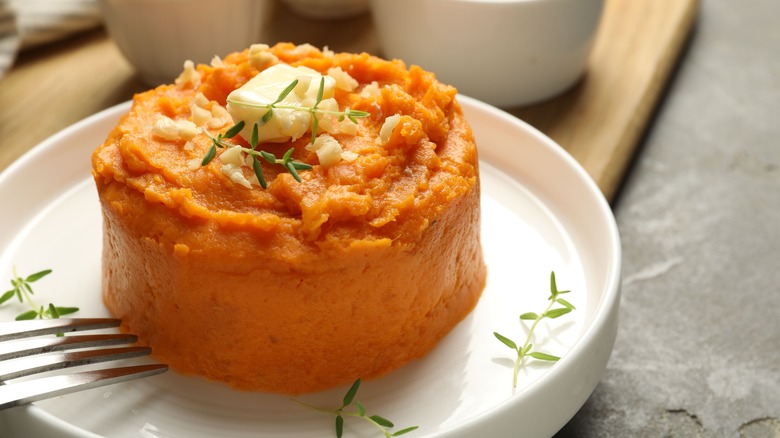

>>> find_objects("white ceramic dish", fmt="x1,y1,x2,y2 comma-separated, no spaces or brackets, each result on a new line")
371,0,604,108
280,0,369,19
0,96,620,438
100,0,273,86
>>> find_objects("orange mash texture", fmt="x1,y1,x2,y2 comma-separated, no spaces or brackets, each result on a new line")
92,43,486,394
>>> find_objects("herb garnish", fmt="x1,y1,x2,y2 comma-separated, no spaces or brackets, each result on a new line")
201,120,312,188
293,378,418,438
493,271,575,388
1,267,78,321
202,77,369,189
226,77,370,144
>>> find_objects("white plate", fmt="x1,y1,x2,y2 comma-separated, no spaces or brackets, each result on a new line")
0,96,621,438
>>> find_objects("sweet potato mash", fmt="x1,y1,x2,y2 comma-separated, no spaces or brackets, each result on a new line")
92,43,486,394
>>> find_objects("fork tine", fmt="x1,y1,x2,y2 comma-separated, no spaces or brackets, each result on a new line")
0,333,138,361
0,346,153,381
0,319,168,410
0,364,169,410
0,318,121,341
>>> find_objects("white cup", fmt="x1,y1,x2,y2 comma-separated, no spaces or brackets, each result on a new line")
280,0,370,19
100,0,273,86
370,0,604,108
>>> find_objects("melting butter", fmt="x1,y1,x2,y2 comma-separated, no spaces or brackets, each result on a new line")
226,63,336,143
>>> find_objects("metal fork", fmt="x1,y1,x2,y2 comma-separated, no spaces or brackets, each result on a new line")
0,318,168,410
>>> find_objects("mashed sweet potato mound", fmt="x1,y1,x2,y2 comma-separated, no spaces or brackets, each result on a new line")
92,43,486,394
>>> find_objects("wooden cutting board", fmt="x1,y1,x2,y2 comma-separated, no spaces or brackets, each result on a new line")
0,0,699,203
509,0,701,202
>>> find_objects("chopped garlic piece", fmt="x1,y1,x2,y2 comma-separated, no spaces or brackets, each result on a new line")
208,104,231,129
190,92,231,129
378,114,401,146
372,102,383,120
175,60,201,89
361,81,381,98
327,67,358,92
314,98,339,134
322,46,334,58
306,133,343,168
221,163,252,189
210,55,224,68
341,150,358,162
316,141,343,168
248,44,278,70
177,122,198,140
293,76,313,97
187,158,202,170
227,63,336,143
191,105,211,126
192,92,210,107
305,133,326,152
219,146,253,188
290,43,320,57
153,116,198,141
338,119,358,135
183,141,195,151
189,92,211,125
220,145,246,167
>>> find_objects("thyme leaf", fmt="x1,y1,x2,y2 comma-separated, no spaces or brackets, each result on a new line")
276,79,299,104
251,156,266,189
224,120,246,138
201,144,217,166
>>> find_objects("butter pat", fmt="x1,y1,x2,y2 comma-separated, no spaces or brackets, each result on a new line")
227,63,336,143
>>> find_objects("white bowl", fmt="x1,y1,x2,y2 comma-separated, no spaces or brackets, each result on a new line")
370,0,604,108
280,0,369,19
100,0,273,86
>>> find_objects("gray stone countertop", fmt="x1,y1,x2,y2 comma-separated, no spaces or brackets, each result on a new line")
556,0,780,436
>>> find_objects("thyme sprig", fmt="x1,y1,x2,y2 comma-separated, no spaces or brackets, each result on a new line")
226,77,370,144
201,120,312,188
1,267,78,321
293,379,418,438
494,271,575,388
201,77,370,189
